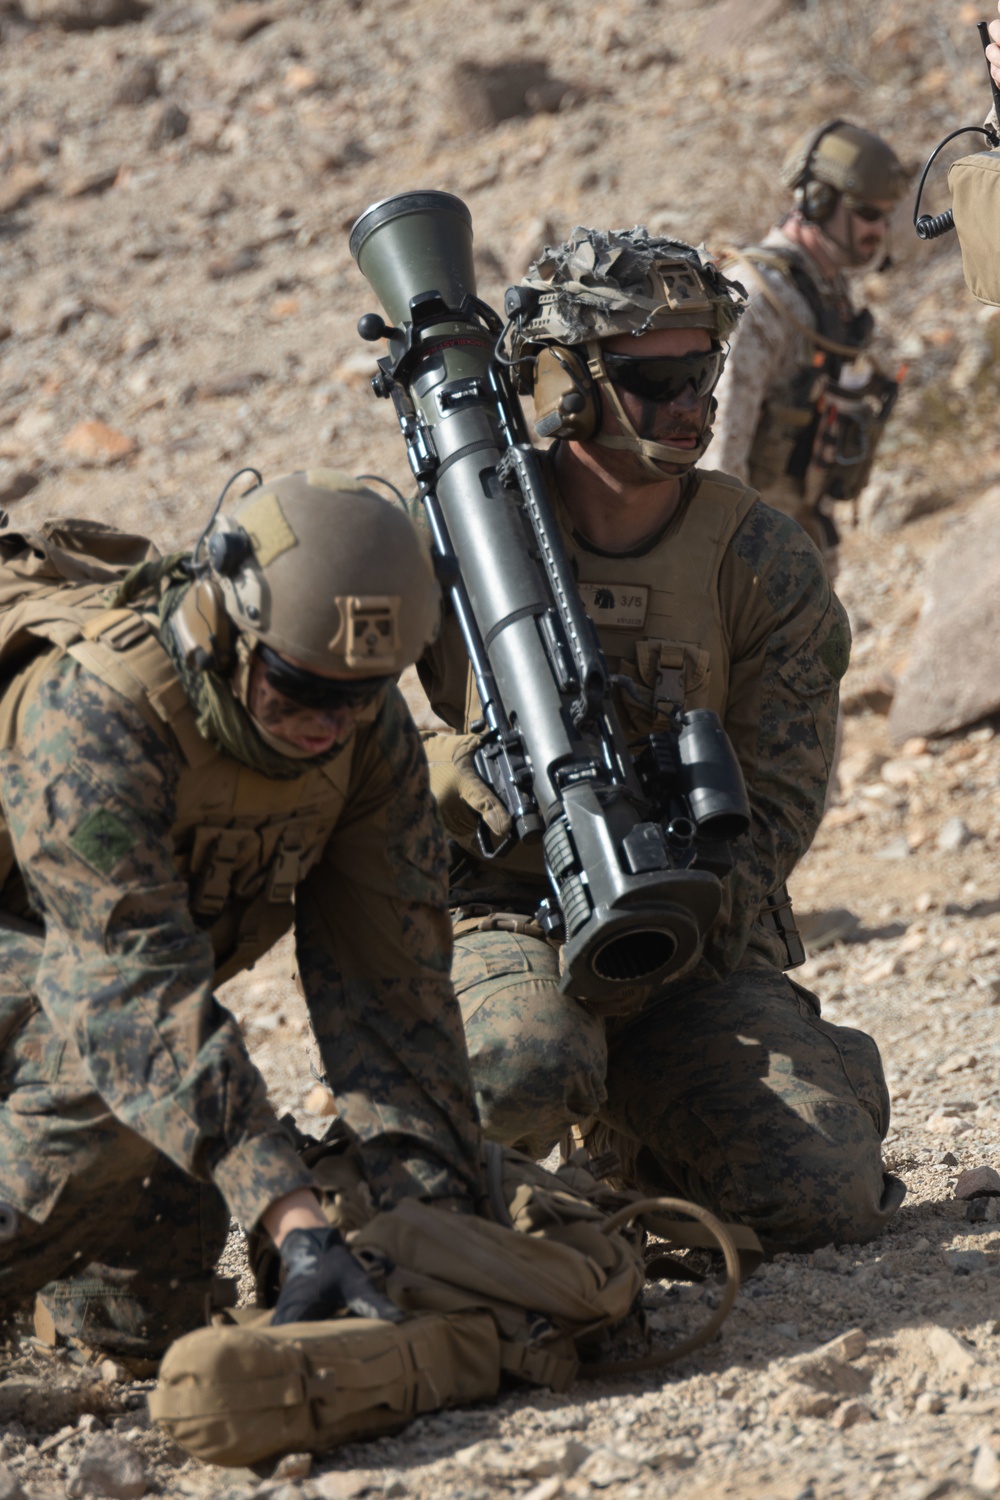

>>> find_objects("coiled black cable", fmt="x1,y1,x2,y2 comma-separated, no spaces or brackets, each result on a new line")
913,124,999,240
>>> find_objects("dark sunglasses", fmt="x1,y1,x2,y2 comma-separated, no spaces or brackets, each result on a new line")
847,200,889,224
256,642,390,712
602,347,725,403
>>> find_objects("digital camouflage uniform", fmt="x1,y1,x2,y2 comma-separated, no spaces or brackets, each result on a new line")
711,226,873,574
0,570,480,1356
415,458,904,1253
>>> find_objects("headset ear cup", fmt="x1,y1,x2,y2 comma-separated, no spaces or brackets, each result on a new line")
170,576,235,674
803,180,837,224
530,346,599,440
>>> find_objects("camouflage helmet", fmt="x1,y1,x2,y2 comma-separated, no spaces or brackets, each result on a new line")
206,469,439,677
508,228,745,475
783,121,909,206
510,226,745,353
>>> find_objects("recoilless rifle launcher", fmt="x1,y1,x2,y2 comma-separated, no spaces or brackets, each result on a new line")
349,191,750,1004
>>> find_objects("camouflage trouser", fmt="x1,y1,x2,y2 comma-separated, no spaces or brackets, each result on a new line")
454,927,904,1253
0,917,231,1358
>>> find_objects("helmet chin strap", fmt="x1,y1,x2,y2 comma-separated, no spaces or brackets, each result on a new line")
584,344,712,474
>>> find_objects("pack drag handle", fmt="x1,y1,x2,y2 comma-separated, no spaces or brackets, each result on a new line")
582,1197,742,1376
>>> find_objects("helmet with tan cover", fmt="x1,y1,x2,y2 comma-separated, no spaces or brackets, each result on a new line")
507,226,745,471
512,225,745,350
199,469,440,678
783,120,909,222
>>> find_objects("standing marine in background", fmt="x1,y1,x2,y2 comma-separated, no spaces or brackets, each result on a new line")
712,120,910,578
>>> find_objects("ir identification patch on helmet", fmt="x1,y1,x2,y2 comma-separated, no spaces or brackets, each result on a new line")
578,583,649,631
238,492,298,568
69,807,136,875
333,595,401,671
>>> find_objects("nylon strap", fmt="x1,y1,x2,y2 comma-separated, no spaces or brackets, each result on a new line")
725,251,872,362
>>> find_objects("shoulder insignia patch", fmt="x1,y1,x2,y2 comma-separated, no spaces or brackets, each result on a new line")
69,807,136,875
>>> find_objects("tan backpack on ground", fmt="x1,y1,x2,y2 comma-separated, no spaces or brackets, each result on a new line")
150,1143,757,1467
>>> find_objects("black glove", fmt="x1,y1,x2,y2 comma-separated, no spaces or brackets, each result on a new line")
271,1224,404,1326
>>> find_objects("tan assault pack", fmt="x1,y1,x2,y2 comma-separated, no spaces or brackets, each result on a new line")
0,518,162,901
150,1141,758,1467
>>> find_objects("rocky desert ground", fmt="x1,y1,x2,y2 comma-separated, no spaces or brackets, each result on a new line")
5,0,1000,1497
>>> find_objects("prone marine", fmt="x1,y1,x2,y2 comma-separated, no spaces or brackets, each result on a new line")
0,469,482,1361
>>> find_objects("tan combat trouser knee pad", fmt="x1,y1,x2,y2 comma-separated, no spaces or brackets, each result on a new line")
452,927,608,1158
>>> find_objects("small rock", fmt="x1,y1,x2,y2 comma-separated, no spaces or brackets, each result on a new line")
972,1442,1000,1494
65,1434,147,1499
926,1115,973,1137
824,1328,867,1361
956,1166,1000,1199
940,1151,961,1167
382,1482,406,1499
303,1084,337,1117
831,1401,874,1429
0,466,40,505
938,1051,978,1076
62,166,120,199
770,1387,839,1419
641,1440,697,1470
927,1325,979,1374
874,836,911,861
211,3,275,42
841,670,895,715
522,1440,589,1479
19,0,147,27
283,64,321,94
0,167,49,216
967,1198,1000,1223
63,421,135,466
207,249,259,280
149,102,189,144
272,1452,312,1482
311,1476,371,1500
113,59,159,106
578,1448,640,1489
446,58,572,130
944,1248,989,1274
938,817,973,853
881,756,932,786
197,370,268,399
0,1462,26,1500
522,1481,564,1500
915,1390,945,1414
779,1335,871,1396
861,954,902,984
811,1246,839,1271
51,296,88,334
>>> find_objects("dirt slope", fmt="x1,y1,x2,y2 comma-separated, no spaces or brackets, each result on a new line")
5,2,1000,1498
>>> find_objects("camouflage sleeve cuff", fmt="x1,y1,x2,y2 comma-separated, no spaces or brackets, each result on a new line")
210,1129,318,1232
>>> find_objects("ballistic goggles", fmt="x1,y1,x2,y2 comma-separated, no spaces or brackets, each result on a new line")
256,642,391,711
601,345,725,404
845,198,890,224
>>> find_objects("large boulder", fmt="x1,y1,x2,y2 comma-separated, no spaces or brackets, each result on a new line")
889,485,1000,743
